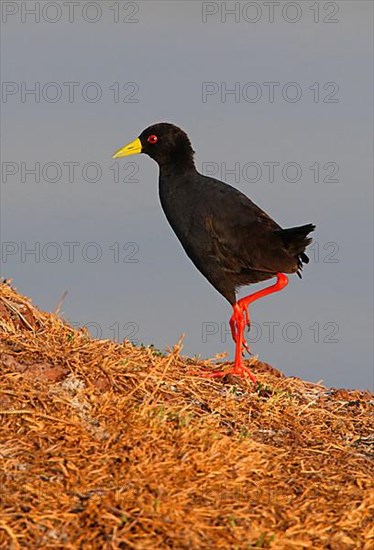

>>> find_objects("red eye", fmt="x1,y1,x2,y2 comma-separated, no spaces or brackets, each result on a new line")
147,134,158,144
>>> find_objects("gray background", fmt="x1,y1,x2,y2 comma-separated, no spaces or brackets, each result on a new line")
1,1,373,389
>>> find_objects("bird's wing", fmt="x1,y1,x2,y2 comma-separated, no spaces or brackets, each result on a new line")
203,188,295,275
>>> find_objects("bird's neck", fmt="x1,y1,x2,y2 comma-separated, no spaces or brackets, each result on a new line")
156,141,197,176
159,158,197,177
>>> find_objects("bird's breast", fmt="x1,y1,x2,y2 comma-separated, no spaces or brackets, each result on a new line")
158,176,198,236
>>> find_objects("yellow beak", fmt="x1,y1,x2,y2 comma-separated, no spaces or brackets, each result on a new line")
112,137,142,159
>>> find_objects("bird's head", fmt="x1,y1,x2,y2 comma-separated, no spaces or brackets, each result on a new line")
112,122,195,171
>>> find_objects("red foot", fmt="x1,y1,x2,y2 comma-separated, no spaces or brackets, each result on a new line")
195,303,256,381
192,274,288,384
198,363,257,383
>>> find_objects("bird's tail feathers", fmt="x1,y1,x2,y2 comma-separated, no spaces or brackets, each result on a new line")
275,224,316,276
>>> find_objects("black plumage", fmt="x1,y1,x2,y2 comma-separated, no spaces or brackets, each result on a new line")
113,123,315,381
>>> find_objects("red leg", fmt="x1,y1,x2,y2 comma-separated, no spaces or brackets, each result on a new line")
194,274,288,382
229,273,288,351
237,273,289,317
230,308,252,354
236,272,288,360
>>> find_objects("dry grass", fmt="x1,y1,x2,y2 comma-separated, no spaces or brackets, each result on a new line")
0,280,373,549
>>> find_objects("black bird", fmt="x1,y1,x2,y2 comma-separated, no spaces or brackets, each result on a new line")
113,123,315,382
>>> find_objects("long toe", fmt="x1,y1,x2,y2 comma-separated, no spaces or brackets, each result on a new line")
231,365,257,383
243,308,250,328
191,364,257,384
242,337,252,355
198,370,229,379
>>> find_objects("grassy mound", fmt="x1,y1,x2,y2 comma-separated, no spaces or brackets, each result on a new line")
0,281,373,549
